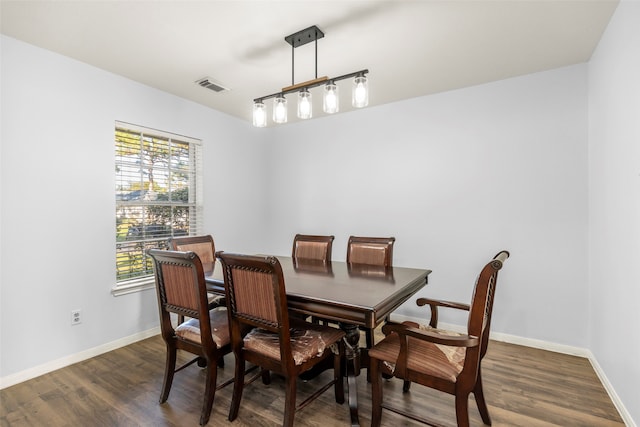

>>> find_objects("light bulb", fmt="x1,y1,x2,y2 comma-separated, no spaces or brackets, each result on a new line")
273,95,287,124
298,89,312,119
323,83,339,114
352,75,369,108
252,101,267,127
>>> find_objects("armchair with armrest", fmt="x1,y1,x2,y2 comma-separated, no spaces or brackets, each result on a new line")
369,250,510,427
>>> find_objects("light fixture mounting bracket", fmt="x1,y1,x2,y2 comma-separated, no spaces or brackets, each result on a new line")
285,25,324,48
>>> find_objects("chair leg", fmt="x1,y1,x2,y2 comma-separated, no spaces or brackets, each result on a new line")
474,367,492,425
402,380,411,392
228,355,245,422
365,328,374,382
370,357,383,427
283,376,297,427
200,357,218,426
455,393,471,427
261,368,271,385
160,343,177,403
334,344,345,404
365,328,374,349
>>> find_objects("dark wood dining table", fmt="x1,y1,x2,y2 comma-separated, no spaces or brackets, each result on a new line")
204,256,431,426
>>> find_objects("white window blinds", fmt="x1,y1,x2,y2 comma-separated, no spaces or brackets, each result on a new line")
114,122,202,290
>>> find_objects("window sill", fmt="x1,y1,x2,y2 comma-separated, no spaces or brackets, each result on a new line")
111,276,156,296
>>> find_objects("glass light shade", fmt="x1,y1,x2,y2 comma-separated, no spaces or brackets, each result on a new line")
273,95,287,124
252,101,267,127
352,75,369,108
323,83,339,114
297,89,312,119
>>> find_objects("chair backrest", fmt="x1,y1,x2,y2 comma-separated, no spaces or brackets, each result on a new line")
467,250,510,360
216,252,293,360
168,235,215,264
148,248,215,346
292,234,334,262
346,236,395,267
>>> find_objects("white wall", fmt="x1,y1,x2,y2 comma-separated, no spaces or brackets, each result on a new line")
0,35,268,380
268,64,589,348
588,0,640,422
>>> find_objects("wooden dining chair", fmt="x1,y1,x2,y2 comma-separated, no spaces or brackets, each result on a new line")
292,234,334,262
216,252,346,427
292,234,335,324
169,234,216,264
169,235,224,323
346,235,396,348
147,249,233,426
369,250,510,427
346,235,395,267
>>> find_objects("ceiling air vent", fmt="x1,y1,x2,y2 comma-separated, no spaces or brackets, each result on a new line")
195,77,230,93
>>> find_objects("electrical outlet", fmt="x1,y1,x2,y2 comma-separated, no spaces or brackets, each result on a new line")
71,309,82,325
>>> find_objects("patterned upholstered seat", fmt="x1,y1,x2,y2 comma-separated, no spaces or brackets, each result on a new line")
175,308,231,349
244,320,344,366
369,324,465,382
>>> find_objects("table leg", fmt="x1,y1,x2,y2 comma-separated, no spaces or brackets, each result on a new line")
340,322,361,427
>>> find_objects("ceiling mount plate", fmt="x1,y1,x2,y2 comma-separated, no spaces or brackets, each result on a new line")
285,25,324,48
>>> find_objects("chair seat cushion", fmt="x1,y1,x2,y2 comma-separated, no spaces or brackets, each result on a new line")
243,320,345,365
207,294,225,308
368,324,465,382
175,308,230,348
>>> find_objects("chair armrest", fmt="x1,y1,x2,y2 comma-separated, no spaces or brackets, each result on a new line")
382,323,479,348
417,297,470,311
416,297,470,328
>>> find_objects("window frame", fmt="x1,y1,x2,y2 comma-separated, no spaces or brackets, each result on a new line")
112,121,203,296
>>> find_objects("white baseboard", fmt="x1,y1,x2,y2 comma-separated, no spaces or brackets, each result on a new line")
586,350,637,427
0,327,160,390
389,314,635,427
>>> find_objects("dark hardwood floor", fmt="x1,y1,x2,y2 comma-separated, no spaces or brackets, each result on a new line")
1,332,624,426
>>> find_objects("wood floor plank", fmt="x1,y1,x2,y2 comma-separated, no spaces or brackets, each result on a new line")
0,335,624,427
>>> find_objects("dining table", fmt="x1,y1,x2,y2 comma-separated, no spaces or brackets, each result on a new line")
204,256,431,426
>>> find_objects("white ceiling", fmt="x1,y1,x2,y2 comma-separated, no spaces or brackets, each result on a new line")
1,0,619,126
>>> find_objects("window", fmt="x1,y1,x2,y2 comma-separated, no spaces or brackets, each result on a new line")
113,122,202,295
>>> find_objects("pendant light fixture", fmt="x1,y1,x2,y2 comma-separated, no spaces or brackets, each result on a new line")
252,25,369,127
